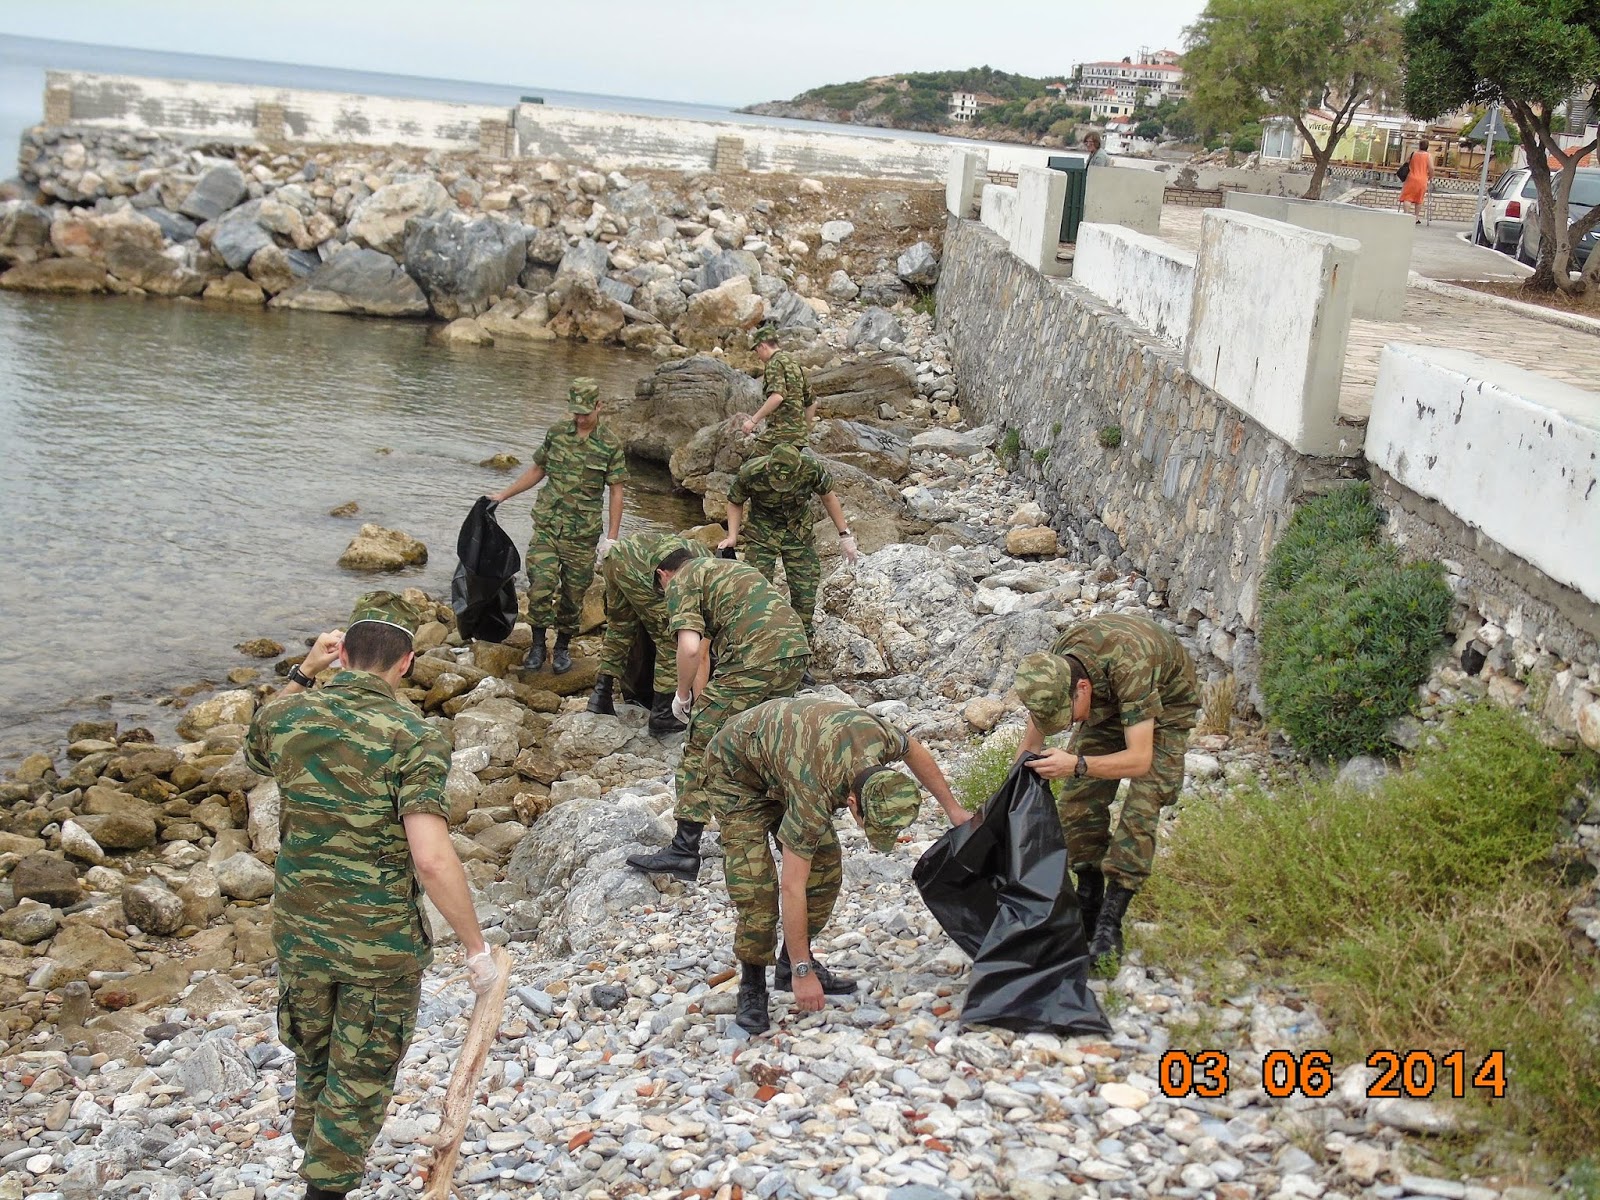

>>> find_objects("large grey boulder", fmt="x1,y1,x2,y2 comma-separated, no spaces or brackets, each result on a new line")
215,852,275,901
546,275,626,343
857,272,911,307
697,248,761,292
403,215,528,319
179,164,248,223
269,248,430,317
897,241,941,287
177,1035,258,1099
809,419,911,482
556,237,610,279
123,879,186,936
211,199,273,271
0,201,54,266
810,353,917,419
10,853,80,909
348,178,454,258
105,242,207,297
768,289,819,332
847,306,905,349
144,208,198,244
635,277,688,325
609,355,763,464
525,226,567,266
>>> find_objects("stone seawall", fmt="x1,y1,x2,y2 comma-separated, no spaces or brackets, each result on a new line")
935,217,1363,693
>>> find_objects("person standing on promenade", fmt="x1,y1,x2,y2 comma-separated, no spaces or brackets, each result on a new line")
702,695,972,1034
1400,138,1433,223
246,592,500,1200
1013,612,1200,972
624,550,810,882
1084,132,1110,166
718,443,859,666
740,325,815,452
487,377,626,675
586,530,712,736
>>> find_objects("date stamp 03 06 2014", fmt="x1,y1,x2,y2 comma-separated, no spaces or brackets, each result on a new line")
1157,1048,1509,1101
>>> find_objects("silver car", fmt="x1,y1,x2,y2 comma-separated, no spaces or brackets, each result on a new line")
1515,167,1600,269
1473,167,1533,254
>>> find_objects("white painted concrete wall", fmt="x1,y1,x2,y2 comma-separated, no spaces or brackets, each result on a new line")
1082,165,1164,235
1011,167,1069,276
1224,191,1413,320
946,150,987,218
516,104,955,179
1367,344,1600,603
1073,223,1196,348
980,184,1021,246
49,71,500,150
1186,209,1360,456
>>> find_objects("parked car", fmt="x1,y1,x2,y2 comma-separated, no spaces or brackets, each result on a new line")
1515,167,1600,269
1473,167,1533,254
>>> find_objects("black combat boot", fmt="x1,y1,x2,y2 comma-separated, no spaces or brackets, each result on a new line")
523,628,547,672
800,669,817,688
1073,863,1106,945
648,691,686,737
586,673,617,715
625,820,703,881
550,632,573,674
736,961,770,1035
304,1185,348,1200
1089,882,1135,974
774,945,858,995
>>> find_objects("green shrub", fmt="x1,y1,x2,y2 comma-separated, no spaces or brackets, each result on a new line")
911,293,936,319
1097,425,1122,449
1141,704,1600,1167
1260,484,1451,760
953,729,1021,811
998,428,1022,467
1033,448,1050,466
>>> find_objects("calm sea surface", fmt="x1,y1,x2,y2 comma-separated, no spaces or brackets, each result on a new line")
0,292,699,760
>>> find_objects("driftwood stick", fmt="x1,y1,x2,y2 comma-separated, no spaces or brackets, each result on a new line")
421,946,512,1200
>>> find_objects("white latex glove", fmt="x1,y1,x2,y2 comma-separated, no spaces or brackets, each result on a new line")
671,691,693,723
839,534,859,563
466,950,500,996
596,536,615,562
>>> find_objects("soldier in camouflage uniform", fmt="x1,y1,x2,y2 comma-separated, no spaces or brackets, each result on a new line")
702,695,972,1034
741,324,814,452
246,593,499,1200
586,530,712,736
624,550,810,883
1013,612,1199,970
488,378,626,675
719,444,859,661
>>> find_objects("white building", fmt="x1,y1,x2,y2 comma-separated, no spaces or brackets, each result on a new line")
1089,87,1138,120
949,91,979,123
1077,59,1186,101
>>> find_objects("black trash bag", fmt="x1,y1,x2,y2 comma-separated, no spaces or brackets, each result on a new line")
620,624,655,707
913,754,1111,1036
450,497,521,643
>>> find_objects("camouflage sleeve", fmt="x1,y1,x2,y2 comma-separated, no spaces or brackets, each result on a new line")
532,429,553,469
776,788,834,860
395,726,451,820
244,707,274,776
762,358,784,398
1109,654,1165,727
727,463,752,506
812,459,833,496
664,575,706,638
604,436,628,486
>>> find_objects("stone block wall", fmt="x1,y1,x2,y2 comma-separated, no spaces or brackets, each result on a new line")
936,217,1364,687
1163,187,1224,208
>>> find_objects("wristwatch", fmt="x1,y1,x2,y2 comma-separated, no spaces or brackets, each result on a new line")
837,528,852,538
792,960,815,978
1073,754,1090,779
287,665,316,689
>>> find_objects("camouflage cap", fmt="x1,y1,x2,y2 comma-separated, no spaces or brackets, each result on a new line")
567,377,601,414
347,591,421,639
1015,651,1076,734
859,767,922,853
768,443,803,473
753,324,780,345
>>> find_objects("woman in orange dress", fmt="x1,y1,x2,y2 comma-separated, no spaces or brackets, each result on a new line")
1400,139,1432,223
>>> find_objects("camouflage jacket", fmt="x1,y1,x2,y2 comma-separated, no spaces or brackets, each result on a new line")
1051,614,1200,732
728,449,833,545
716,696,908,858
603,531,711,624
532,419,627,539
666,556,809,672
245,670,450,983
760,351,813,446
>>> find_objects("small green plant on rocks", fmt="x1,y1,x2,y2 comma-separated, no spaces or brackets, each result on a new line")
1033,448,1050,467
1097,425,1122,449
1259,483,1451,760
953,729,1022,811
911,292,937,318
998,428,1022,469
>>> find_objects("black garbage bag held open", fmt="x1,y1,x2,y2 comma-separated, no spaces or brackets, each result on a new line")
451,497,521,643
913,754,1110,1036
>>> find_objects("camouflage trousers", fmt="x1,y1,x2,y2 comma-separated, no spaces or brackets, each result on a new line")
674,657,808,825
279,971,421,1194
706,758,843,965
525,527,598,634
745,535,821,643
597,602,677,695
1055,722,1190,891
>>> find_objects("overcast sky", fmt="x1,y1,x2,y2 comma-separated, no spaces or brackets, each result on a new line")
0,0,1204,106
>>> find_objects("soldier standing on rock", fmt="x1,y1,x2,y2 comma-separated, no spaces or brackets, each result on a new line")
718,443,859,675
586,530,714,736
1013,612,1200,972
487,377,626,676
701,695,972,1034
624,550,810,882
741,324,815,452
245,592,500,1200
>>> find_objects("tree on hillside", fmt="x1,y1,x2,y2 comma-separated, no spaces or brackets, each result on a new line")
1184,0,1402,198
1404,0,1600,292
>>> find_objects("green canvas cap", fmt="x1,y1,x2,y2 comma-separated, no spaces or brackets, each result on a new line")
347,591,421,638
860,767,922,853
768,443,803,472
1015,651,1076,734
753,324,780,345
568,377,601,414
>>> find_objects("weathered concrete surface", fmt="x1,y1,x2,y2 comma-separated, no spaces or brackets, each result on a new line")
1012,167,1068,277
1083,165,1164,235
1073,224,1195,348
979,184,1019,246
